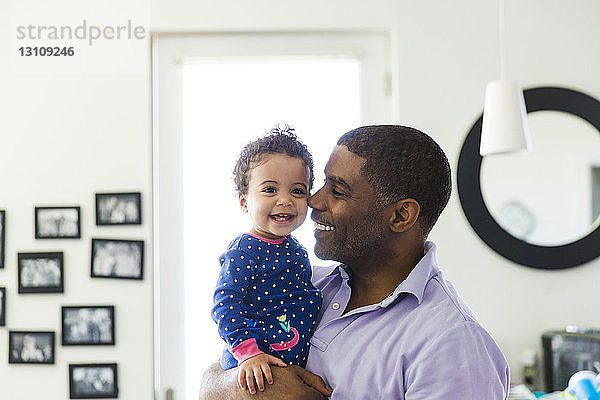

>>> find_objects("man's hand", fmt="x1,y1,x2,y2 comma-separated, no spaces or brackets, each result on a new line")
199,362,333,400
292,366,332,397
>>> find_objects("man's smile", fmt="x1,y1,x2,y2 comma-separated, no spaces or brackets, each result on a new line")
313,221,336,231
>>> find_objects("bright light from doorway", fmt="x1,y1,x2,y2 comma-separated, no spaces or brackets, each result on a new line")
182,59,360,400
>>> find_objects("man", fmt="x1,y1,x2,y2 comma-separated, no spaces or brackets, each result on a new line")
200,125,509,399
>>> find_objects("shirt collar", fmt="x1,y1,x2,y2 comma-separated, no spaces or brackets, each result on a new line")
327,241,439,307
383,241,439,306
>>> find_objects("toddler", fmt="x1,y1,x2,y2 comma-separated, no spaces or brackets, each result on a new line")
212,126,323,394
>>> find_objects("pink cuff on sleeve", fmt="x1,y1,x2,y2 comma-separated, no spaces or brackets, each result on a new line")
231,338,264,364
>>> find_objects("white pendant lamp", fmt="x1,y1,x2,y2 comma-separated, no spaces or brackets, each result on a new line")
480,80,531,155
480,0,532,156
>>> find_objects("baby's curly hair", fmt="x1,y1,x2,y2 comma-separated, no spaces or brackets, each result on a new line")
233,125,314,195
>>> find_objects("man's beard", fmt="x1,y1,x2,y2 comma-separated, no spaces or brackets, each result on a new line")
314,204,386,265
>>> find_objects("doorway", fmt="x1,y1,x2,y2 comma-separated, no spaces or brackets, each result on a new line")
153,31,391,400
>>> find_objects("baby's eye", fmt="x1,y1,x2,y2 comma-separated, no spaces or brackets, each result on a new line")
262,187,277,193
292,188,307,195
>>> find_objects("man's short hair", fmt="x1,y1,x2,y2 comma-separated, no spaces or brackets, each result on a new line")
337,125,451,238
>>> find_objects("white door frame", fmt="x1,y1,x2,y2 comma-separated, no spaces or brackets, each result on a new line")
152,31,392,400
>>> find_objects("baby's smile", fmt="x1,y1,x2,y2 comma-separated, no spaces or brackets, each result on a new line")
270,213,296,224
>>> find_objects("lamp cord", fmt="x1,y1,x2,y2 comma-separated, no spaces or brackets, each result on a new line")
499,0,507,79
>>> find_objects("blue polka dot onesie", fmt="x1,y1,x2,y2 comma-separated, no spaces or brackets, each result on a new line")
212,233,322,370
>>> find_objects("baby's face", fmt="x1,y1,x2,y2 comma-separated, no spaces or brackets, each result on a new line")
240,153,310,240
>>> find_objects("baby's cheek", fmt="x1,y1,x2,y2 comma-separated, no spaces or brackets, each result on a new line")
298,201,309,221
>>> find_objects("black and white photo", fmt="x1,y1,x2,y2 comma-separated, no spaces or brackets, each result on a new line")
35,206,81,239
69,363,118,399
0,210,5,269
62,306,115,345
95,192,141,225
91,239,143,280
9,331,55,364
0,287,5,326
18,252,64,293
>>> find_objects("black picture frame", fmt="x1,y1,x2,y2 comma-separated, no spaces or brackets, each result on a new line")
62,306,115,346
35,206,81,239
8,331,55,364
458,86,600,269
69,363,118,399
18,252,64,293
91,238,144,280
95,192,142,226
0,210,5,269
0,287,5,326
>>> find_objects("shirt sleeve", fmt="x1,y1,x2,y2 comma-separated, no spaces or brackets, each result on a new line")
211,248,264,363
404,321,510,400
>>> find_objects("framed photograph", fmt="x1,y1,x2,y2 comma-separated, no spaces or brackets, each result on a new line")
35,206,81,239
95,192,141,225
18,252,64,293
0,210,5,269
8,331,55,364
69,363,118,399
0,287,5,326
91,239,144,280
62,306,115,346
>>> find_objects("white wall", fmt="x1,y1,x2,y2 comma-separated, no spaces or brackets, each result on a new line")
1,0,599,397
0,0,153,396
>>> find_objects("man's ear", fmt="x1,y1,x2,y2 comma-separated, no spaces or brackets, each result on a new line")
239,193,248,213
389,199,420,233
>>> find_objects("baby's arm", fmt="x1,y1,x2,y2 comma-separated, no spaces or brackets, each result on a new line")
213,249,279,369
238,353,287,394
212,249,257,347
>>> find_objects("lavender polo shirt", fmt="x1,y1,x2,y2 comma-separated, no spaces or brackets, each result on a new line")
305,241,510,399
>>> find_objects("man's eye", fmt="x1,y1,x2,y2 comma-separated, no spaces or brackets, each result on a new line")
331,188,345,196
262,187,277,193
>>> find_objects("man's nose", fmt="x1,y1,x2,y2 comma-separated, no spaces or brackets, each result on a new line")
308,187,325,210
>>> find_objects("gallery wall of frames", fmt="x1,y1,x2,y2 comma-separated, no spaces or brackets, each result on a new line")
0,192,142,400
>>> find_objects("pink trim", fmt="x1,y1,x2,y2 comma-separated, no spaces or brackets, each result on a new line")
231,338,264,364
246,232,286,244
269,327,299,351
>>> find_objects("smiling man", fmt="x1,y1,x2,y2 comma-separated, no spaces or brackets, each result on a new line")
200,125,510,400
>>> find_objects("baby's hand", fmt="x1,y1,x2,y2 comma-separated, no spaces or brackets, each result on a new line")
238,353,287,394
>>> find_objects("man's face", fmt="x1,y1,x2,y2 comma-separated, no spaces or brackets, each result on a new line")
309,145,387,264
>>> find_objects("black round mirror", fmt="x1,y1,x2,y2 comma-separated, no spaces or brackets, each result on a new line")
457,86,600,269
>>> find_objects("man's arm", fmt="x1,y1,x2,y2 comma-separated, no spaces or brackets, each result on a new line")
199,362,332,400
405,322,509,399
